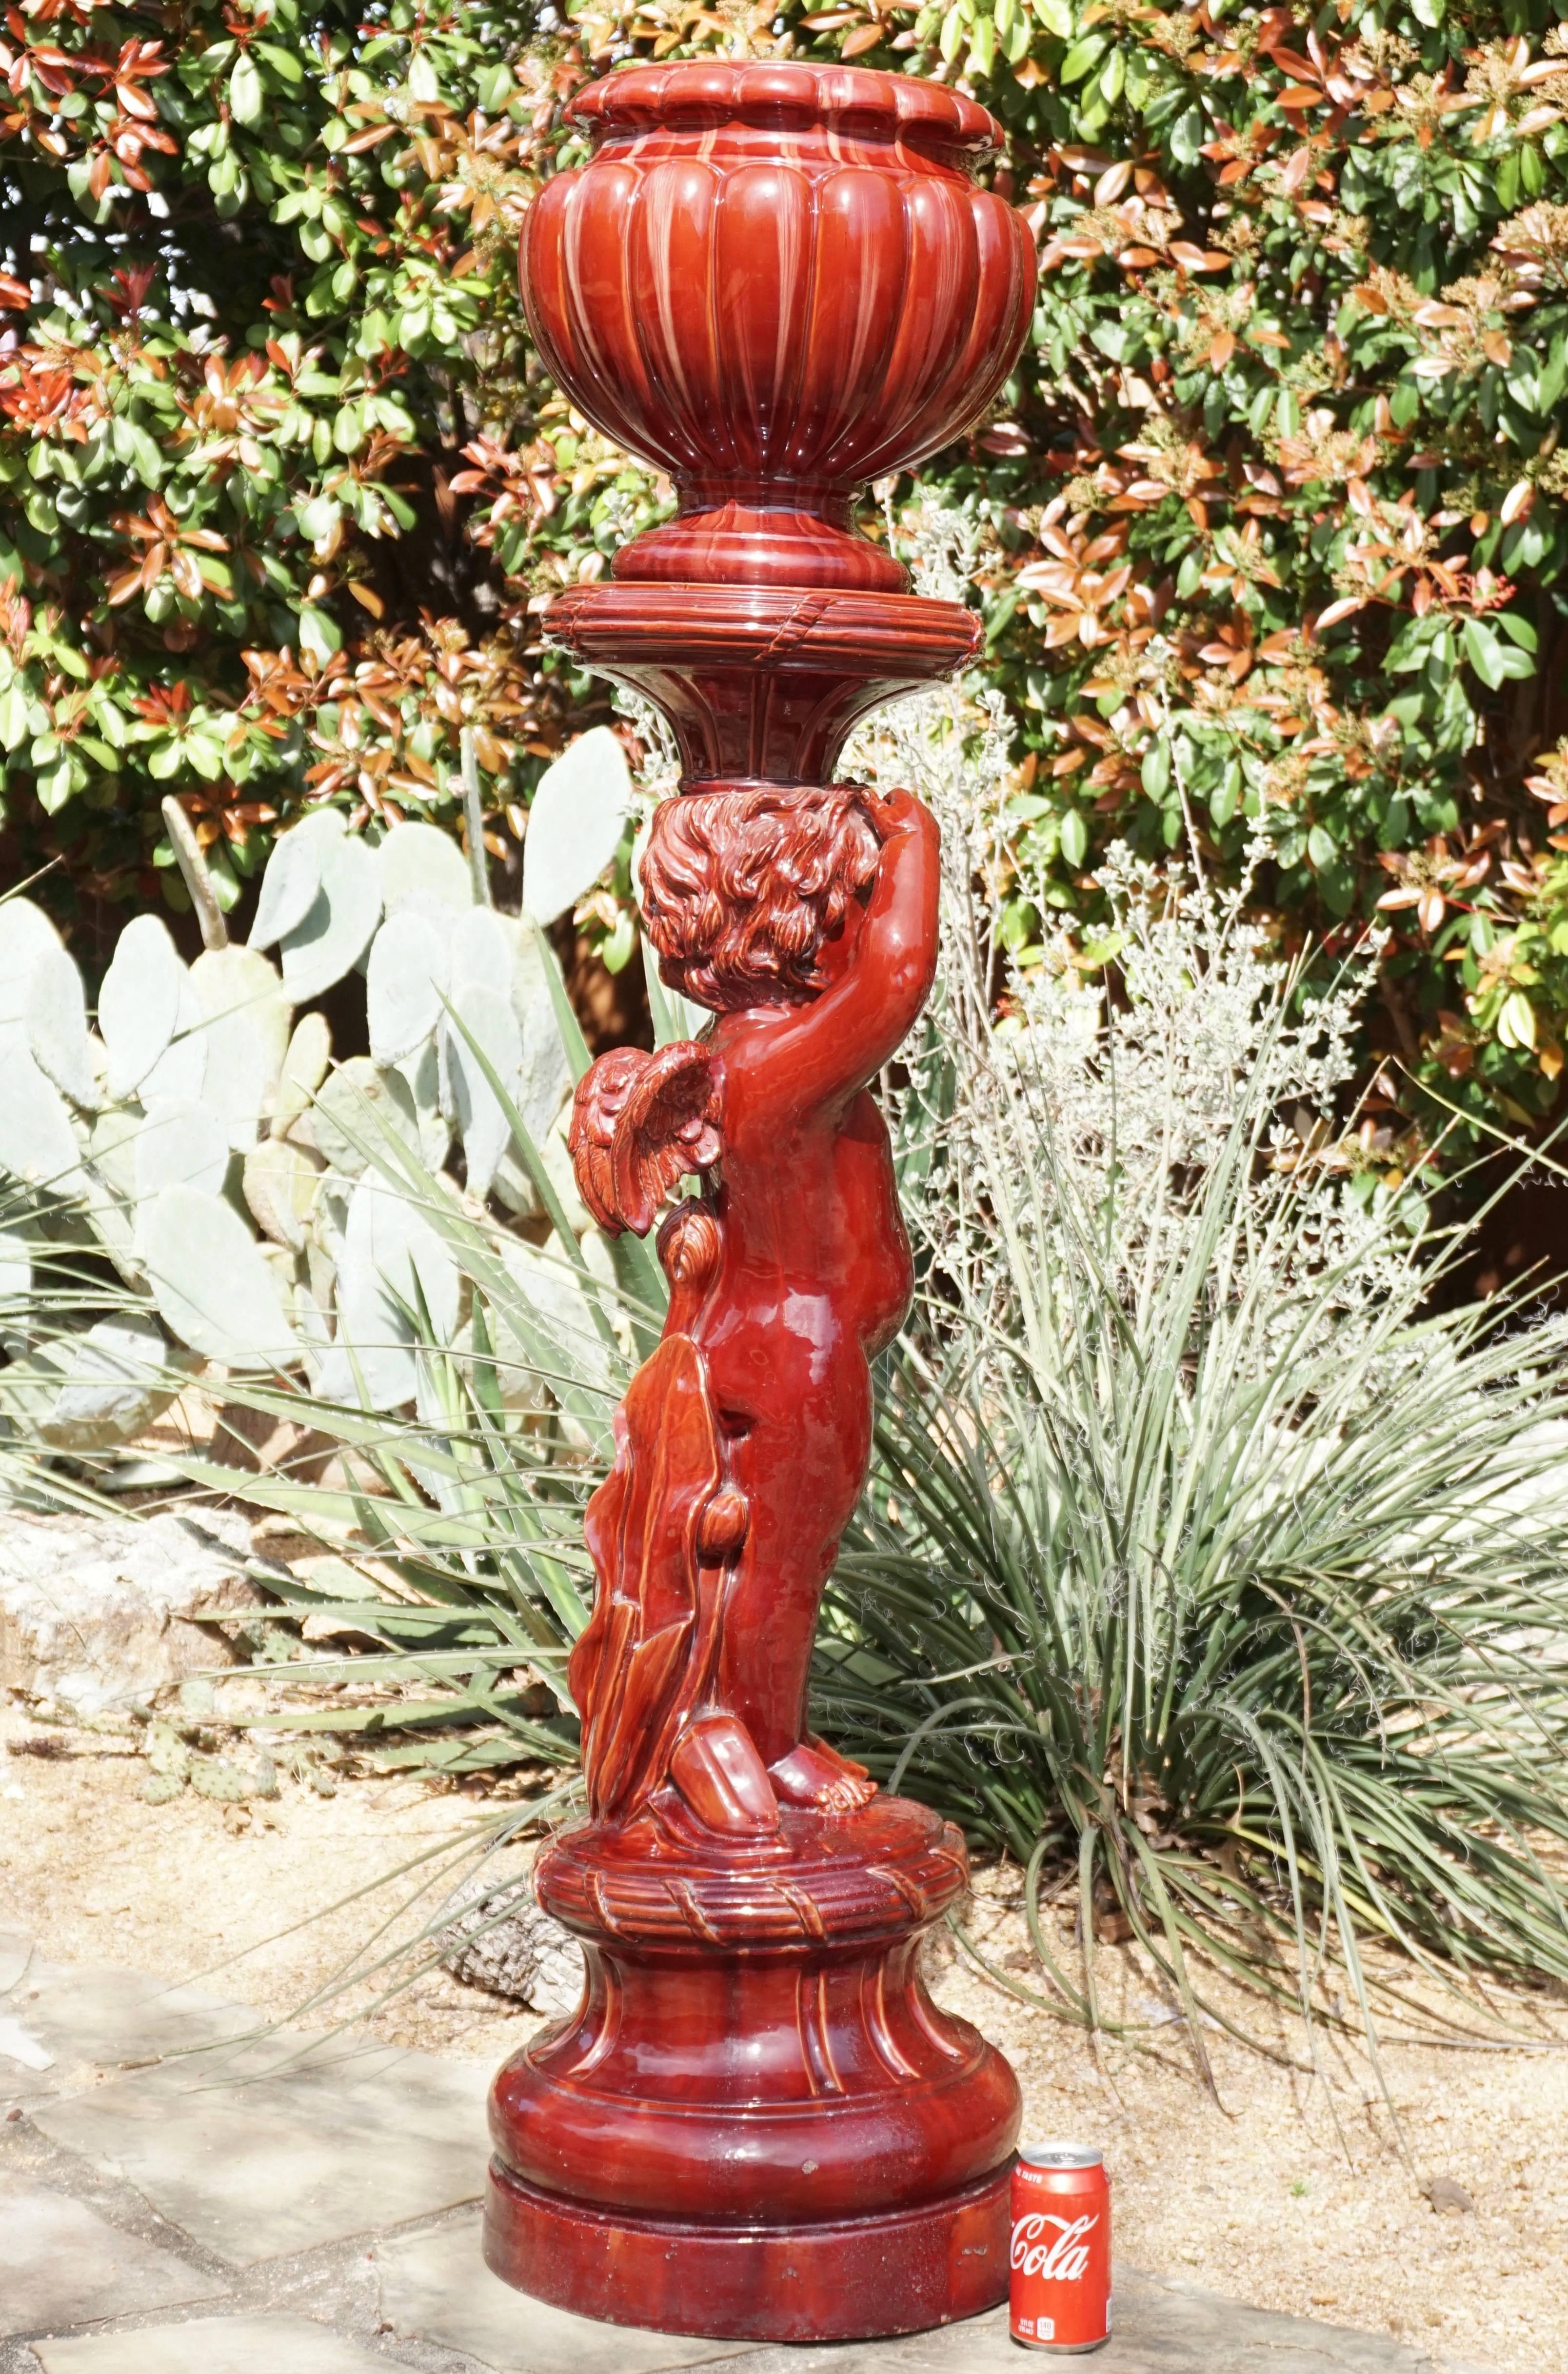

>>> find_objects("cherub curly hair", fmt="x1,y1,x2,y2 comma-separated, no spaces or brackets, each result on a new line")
639,784,881,1012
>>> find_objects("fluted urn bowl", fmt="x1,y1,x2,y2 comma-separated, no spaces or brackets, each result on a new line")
521,63,1036,591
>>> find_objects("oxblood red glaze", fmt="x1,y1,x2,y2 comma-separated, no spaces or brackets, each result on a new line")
489,61,1034,2342
495,1801,1018,2226
522,60,1034,592
542,582,980,790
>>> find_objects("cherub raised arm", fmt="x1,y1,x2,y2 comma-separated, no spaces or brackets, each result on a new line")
566,779,939,1841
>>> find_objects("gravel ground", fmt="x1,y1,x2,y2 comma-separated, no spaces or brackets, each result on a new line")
3,1704,1564,2374
948,1864,1568,2374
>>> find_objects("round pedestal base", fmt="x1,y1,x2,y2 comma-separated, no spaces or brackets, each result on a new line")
483,2155,1013,2343
486,1795,1020,2341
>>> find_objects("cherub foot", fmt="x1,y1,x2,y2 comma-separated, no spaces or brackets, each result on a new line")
769,1736,878,1813
668,1712,780,1839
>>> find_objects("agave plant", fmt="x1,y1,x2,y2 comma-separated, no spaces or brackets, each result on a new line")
825,1028,1568,2053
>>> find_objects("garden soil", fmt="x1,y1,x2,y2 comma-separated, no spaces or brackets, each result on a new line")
2,1703,1563,2374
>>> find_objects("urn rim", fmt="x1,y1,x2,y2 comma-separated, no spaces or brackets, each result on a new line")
568,60,1006,164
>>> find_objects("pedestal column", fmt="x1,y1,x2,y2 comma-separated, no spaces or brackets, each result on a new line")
484,61,1036,2344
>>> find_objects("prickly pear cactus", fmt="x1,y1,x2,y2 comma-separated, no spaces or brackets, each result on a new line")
0,742,633,1446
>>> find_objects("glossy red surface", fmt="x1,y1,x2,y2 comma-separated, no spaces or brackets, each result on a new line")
543,581,979,789
486,2163,1014,2343
487,1801,1019,2338
522,60,1034,594
491,61,1033,2340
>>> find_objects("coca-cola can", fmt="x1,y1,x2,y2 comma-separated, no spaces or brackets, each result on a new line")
1009,2144,1111,2353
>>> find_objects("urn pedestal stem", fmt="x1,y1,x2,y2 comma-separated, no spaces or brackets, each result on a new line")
484,61,1036,2343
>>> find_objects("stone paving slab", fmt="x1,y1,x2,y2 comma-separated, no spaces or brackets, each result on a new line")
738,2276,1488,2374
16,2277,1488,2374
376,2218,754,2374
0,2178,226,2336
378,2215,1486,2374
33,2039,490,2267
0,1933,32,1994
0,1938,256,2114
32,2314,401,2374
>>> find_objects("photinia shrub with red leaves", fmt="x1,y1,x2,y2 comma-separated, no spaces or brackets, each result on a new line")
0,0,637,951
6,0,1568,1174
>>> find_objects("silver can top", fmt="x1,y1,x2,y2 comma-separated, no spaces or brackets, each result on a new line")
1018,2144,1104,2170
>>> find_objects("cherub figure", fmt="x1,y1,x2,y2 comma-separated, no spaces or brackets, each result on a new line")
566,779,939,1841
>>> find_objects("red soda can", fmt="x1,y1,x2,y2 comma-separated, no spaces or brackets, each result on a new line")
1009,2144,1111,2353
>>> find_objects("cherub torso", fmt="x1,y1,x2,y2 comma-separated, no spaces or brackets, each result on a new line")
677,1013,913,1762
698,1011,913,1375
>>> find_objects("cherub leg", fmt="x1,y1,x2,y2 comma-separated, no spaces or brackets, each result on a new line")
668,1711,779,1838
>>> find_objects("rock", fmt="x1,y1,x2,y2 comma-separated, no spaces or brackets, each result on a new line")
1424,2174,1475,2215
0,1508,263,1717
436,1864,585,2017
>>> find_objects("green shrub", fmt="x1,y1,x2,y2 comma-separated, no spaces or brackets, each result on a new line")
0,0,628,927
7,0,1568,1141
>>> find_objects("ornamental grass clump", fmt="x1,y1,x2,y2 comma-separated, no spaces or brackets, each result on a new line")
818,668,1568,2055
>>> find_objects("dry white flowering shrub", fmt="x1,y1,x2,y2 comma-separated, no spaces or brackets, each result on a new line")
846,508,1418,1391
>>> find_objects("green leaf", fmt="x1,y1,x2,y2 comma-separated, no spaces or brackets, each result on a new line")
1170,104,1206,165
229,51,264,125
37,757,77,812
254,39,303,81
1462,618,1506,690
1059,32,1109,80
1498,988,1535,1050
126,423,163,486
298,603,342,663
1307,824,1337,871
1059,808,1088,868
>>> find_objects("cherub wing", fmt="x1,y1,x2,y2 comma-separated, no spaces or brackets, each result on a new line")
569,1042,720,1236
610,1041,721,1236
567,1048,647,1233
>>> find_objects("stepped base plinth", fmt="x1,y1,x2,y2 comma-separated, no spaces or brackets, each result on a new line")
484,1794,1021,2341
483,2157,1013,2343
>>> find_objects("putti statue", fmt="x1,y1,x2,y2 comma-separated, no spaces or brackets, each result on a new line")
485,60,1036,2344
